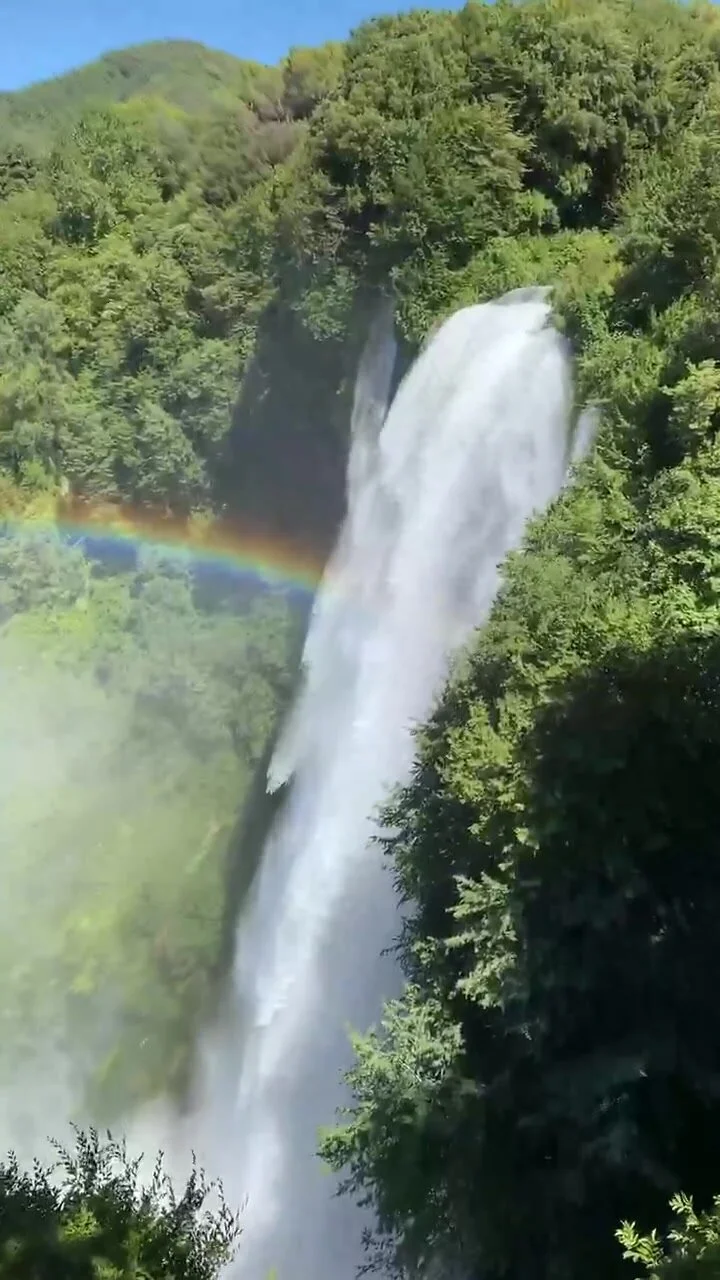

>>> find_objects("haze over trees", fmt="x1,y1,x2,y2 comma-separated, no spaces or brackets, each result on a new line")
4,0,720,1277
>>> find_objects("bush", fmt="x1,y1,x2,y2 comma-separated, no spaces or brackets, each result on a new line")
0,1127,240,1279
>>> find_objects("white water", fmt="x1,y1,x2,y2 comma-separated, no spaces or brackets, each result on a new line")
189,289,588,1278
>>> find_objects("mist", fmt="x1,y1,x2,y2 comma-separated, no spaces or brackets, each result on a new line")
0,538,296,1173
0,630,136,1160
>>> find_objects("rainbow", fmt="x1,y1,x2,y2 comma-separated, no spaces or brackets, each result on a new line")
0,493,327,598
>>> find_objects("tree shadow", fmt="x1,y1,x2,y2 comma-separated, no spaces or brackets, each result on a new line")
215,301,360,556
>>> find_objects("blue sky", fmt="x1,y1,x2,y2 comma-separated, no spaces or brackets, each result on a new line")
0,0,458,92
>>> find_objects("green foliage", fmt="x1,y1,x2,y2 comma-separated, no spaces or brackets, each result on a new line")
6,0,715,526
0,108,280,506
306,6,720,1280
0,41,281,153
0,1127,239,1279
0,146,37,199
459,0,718,225
281,42,344,120
619,1192,720,1280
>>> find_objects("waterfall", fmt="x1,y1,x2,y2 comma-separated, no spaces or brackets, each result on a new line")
189,288,588,1278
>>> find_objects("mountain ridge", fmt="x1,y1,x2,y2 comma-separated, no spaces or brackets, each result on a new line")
0,39,283,151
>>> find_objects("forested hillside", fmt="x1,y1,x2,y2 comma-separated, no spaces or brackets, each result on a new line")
0,41,284,153
5,0,720,1276
0,33,344,1129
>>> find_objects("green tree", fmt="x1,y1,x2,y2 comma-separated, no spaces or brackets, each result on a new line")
281,42,344,119
0,146,38,200
0,1128,239,1279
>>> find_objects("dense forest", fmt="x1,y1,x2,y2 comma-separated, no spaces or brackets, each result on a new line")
5,0,720,1276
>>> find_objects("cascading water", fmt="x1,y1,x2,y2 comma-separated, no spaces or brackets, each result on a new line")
191,288,591,1279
